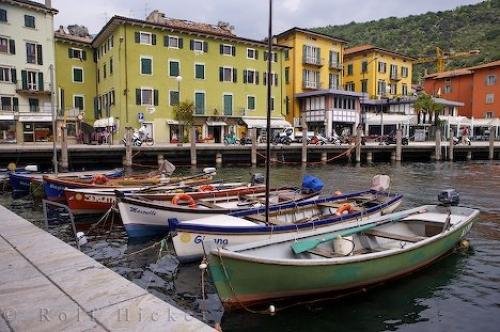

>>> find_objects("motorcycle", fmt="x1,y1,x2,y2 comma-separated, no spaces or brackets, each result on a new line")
122,129,143,146
309,134,327,145
272,135,292,145
385,134,409,145
452,136,471,145
239,137,253,145
328,133,342,145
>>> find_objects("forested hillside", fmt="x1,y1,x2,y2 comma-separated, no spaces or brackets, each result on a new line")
314,0,500,80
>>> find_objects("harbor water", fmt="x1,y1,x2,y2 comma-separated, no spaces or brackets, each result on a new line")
1,160,499,331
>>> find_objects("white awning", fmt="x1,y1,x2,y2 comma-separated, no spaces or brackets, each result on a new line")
206,121,227,126
93,117,115,128
365,114,416,125
242,117,291,129
18,115,53,122
0,114,15,121
166,119,180,125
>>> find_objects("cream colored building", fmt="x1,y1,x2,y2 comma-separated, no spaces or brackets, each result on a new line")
0,0,58,143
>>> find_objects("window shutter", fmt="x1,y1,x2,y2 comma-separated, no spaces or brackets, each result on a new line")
190,39,194,50
152,34,156,45
274,52,278,62
154,89,159,106
219,67,223,81
255,50,259,60
316,49,320,64
302,45,306,59
13,97,19,112
82,50,87,60
93,97,98,114
136,89,141,105
38,72,44,91
256,71,259,85
232,46,236,56
329,51,332,64
68,48,73,58
264,51,268,61
9,39,15,54
203,41,208,52
21,70,27,89
60,89,65,110
11,68,16,83
164,35,169,47
135,32,140,43
36,44,43,65
243,70,247,83
232,68,237,83
111,90,115,105
93,49,97,62
219,44,223,54
263,72,267,85
178,38,183,49
275,74,278,86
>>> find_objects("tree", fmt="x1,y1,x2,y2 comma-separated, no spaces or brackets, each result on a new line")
174,101,194,143
413,92,444,126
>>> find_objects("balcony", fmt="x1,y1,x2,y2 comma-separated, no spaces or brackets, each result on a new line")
303,56,323,67
329,62,343,70
303,80,321,89
16,83,51,96
390,73,401,81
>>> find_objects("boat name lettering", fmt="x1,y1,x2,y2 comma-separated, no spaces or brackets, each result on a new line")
129,206,157,216
194,235,228,246
83,194,116,204
49,184,63,190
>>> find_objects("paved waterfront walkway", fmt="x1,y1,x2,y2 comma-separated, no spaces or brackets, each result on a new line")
0,205,214,331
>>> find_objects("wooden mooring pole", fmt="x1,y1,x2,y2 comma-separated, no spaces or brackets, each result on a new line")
251,128,257,166
489,126,495,160
355,127,361,163
60,125,69,172
449,133,454,161
434,129,442,161
190,127,197,166
395,128,402,161
123,127,132,175
301,113,308,164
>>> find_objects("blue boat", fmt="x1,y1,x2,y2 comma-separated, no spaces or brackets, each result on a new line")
8,172,41,198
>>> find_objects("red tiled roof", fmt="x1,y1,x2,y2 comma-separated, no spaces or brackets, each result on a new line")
345,44,415,61
54,31,92,45
424,60,500,79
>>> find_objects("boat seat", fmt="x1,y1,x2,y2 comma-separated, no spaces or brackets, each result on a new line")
307,247,377,258
362,229,426,243
196,201,223,209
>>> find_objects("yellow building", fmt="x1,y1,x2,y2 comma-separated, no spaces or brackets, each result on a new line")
343,44,414,98
54,26,96,143
275,27,347,126
91,11,288,144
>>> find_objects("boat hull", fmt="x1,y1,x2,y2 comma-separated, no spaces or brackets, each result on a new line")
8,173,39,197
172,195,401,262
208,209,477,309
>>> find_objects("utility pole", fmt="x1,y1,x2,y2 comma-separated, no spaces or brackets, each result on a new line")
49,64,58,175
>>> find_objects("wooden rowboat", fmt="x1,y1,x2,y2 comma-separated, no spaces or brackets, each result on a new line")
207,204,479,310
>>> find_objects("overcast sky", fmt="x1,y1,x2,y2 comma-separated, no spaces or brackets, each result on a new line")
50,0,484,39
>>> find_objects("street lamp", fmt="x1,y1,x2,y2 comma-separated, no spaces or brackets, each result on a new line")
176,75,183,104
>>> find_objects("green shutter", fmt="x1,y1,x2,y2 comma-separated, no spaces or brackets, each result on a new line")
164,35,169,47
9,39,15,54
178,38,183,49
36,44,43,65
203,42,208,52
233,68,237,83
68,48,73,58
38,72,44,91
219,67,223,81
232,46,236,56
224,95,232,115
243,70,247,83
154,90,159,106
13,97,18,112
152,34,157,45
136,89,141,105
21,70,27,89
82,50,87,60
135,32,140,43
10,68,16,83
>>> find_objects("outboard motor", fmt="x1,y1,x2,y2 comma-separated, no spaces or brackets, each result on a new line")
438,189,459,232
438,189,460,206
250,173,265,186
301,175,324,194
371,174,391,192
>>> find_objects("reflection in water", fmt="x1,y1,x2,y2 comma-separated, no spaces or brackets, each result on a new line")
1,161,499,331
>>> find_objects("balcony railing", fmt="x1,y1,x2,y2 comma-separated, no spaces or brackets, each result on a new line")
303,80,321,89
390,73,401,81
303,56,323,66
329,62,343,70
16,83,51,96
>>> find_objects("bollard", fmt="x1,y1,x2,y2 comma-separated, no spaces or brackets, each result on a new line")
60,125,69,172
449,135,454,161
395,128,402,162
216,152,222,165
251,128,257,166
123,127,133,175
366,151,373,162
321,151,327,164
489,126,495,160
190,127,197,166
355,127,361,163
434,128,442,161
391,151,396,161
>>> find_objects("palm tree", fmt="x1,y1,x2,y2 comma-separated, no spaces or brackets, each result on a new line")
174,101,194,143
414,92,444,126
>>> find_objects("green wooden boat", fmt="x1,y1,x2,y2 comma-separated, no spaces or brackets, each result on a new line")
207,204,479,310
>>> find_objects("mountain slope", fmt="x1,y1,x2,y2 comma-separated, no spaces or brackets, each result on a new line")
314,0,500,80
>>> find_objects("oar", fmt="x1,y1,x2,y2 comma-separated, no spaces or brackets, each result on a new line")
291,207,427,255
136,168,217,193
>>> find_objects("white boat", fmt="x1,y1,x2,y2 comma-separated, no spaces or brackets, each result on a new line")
171,189,402,262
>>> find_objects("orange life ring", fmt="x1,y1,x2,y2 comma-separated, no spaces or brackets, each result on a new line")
91,174,108,185
336,203,353,215
199,185,215,192
172,193,196,207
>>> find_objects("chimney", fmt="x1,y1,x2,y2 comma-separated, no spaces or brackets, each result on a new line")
45,0,52,8
145,10,165,24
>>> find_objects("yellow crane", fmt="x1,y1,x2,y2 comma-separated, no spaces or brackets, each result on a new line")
415,47,480,73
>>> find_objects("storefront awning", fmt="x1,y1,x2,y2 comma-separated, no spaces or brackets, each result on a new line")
471,118,499,127
93,117,115,128
166,119,180,125
365,114,416,126
18,115,53,122
0,114,15,121
242,117,291,129
206,121,227,126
